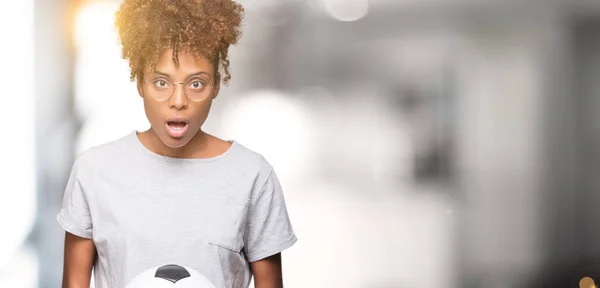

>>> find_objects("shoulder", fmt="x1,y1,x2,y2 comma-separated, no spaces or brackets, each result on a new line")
72,132,134,175
228,141,276,185
229,141,271,169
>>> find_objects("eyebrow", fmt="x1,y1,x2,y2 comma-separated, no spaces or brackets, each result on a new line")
153,70,211,78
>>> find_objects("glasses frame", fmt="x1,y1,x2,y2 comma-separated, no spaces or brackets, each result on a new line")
142,77,215,102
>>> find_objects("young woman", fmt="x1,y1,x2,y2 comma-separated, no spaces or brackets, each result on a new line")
57,0,297,287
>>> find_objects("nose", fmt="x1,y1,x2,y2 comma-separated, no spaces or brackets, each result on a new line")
169,82,187,110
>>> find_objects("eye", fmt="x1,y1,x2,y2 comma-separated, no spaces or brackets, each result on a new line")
154,79,169,88
189,81,204,89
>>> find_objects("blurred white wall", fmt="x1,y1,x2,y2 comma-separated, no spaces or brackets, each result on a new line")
0,0,37,286
74,1,148,154
456,25,546,286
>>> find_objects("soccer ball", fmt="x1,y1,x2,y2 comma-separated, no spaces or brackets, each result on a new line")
126,264,216,288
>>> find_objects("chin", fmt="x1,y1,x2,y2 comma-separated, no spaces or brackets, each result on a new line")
155,128,194,149
163,138,190,149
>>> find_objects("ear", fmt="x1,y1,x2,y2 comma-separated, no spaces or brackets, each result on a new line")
137,79,144,98
212,73,221,99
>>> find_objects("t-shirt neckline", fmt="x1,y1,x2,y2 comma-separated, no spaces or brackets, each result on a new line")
130,130,237,163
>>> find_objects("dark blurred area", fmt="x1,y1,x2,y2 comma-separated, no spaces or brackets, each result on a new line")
2,0,600,287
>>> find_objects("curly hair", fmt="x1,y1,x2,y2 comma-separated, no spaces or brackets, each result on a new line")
115,0,244,85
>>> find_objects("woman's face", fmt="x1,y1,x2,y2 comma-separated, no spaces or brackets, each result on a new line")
138,48,220,149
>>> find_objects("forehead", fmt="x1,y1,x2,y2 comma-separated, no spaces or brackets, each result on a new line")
151,48,214,75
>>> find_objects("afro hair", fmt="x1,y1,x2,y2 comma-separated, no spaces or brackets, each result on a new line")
115,0,244,85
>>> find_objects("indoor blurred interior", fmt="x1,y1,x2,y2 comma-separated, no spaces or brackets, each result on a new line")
2,0,600,287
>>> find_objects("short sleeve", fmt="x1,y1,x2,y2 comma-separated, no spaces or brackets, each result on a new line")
56,159,93,239
244,169,297,262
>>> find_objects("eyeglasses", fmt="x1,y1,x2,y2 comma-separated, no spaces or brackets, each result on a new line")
143,76,214,102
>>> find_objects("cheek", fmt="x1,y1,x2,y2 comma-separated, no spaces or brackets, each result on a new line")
190,102,213,125
143,100,163,125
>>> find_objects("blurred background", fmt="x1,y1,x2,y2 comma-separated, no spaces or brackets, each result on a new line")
2,0,600,287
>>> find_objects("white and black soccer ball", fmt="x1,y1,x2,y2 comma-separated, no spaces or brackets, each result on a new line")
126,264,216,288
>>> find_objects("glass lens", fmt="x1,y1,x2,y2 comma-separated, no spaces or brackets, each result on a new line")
147,78,173,101
185,80,211,101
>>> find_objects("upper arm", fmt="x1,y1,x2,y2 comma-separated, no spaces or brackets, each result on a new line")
62,232,96,288
57,158,93,239
57,157,96,287
244,169,297,262
250,253,282,288
244,168,296,287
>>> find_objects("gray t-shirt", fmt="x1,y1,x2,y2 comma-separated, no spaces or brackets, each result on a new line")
56,131,297,287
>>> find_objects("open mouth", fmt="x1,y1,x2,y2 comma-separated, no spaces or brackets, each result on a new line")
165,118,189,138
167,121,187,129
